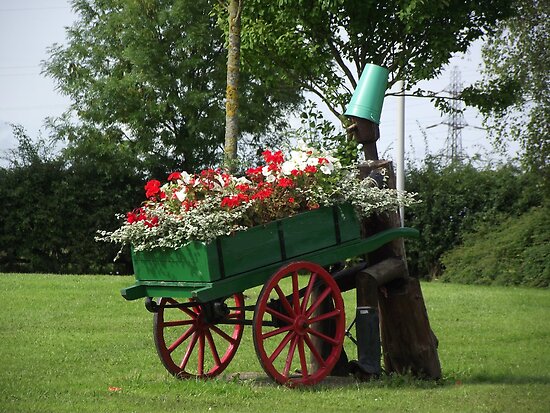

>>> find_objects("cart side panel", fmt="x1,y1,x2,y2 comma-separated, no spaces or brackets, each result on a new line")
132,242,221,282
282,205,360,257
129,205,361,287
219,221,282,276
335,203,361,243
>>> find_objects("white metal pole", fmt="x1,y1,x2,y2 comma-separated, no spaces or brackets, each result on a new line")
396,80,405,227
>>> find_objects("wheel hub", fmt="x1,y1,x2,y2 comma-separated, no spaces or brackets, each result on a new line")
294,315,309,335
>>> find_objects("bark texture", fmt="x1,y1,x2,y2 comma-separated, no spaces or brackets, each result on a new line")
224,0,242,169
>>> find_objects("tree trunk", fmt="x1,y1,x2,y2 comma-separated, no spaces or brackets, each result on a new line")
224,0,242,170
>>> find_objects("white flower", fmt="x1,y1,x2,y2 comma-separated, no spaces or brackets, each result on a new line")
233,176,251,185
175,171,191,185
320,163,334,175
265,174,277,183
281,160,297,175
175,187,188,202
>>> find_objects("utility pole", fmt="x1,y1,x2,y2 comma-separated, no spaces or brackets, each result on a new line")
396,80,405,226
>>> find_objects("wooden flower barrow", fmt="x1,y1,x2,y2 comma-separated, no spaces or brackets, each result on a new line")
122,204,418,386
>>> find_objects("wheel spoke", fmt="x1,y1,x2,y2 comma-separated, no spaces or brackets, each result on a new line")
168,325,196,353
210,324,237,345
167,298,198,318
297,337,309,379
306,327,339,346
227,312,243,319
304,334,326,368
291,271,301,314
274,285,295,318
269,331,294,363
283,335,298,377
305,286,332,318
308,308,341,325
265,305,295,325
205,329,222,368
301,272,317,313
262,325,293,340
197,333,205,376
163,319,194,328
179,331,199,369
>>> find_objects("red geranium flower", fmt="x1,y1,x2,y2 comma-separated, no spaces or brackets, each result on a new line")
144,179,161,198
167,172,182,181
246,166,263,176
277,177,294,188
262,150,284,164
126,211,138,223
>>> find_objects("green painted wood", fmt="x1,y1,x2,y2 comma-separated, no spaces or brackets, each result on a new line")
282,207,337,257
122,226,419,301
132,241,221,282
219,220,282,276
130,205,360,284
337,204,361,242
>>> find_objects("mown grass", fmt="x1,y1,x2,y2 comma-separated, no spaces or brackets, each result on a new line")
1,274,549,412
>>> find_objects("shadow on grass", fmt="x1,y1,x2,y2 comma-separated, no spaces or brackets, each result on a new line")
222,371,550,390
223,371,443,390
463,373,550,385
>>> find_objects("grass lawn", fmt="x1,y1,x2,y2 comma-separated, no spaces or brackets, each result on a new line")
0,273,549,412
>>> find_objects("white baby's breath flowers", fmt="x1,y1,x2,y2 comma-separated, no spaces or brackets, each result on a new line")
97,144,418,252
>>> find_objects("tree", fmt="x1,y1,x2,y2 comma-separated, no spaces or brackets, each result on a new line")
241,0,515,121
223,0,243,169
462,0,549,190
44,0,301,174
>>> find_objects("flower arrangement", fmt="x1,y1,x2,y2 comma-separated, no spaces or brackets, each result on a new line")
97,142,416,251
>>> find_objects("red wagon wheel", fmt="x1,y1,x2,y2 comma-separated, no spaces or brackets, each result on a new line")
252,261,346,386
153,293,245,379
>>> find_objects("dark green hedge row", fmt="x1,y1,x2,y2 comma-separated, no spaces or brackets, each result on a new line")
1,138,546,284
0,142,144,274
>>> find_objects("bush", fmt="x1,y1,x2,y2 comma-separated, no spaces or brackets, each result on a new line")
0,130,144,274
440,205,550,287
405,156,543,279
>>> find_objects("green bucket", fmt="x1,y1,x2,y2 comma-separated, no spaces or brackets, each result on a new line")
344,64,389,124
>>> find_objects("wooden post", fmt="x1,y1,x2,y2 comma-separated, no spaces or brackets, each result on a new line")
349,116,442,379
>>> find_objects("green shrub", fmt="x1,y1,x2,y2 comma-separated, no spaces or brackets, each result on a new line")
440,205,550,287
405,156,543,279
0,130,144,274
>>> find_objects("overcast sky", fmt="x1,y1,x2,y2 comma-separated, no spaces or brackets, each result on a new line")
0,0,518,166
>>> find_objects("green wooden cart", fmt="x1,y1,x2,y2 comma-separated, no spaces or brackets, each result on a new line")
122,204,418,386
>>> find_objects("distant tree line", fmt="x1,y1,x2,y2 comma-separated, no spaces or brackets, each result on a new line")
404,155,545,281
